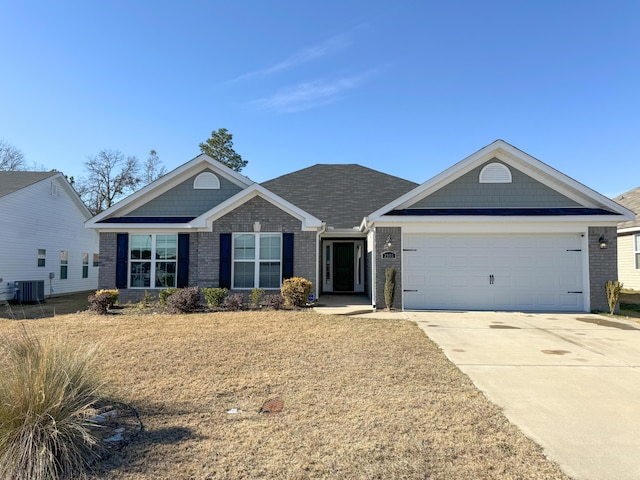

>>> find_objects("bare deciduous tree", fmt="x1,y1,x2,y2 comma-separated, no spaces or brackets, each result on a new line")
142,149,167,185
0,140,26,171
77,149,140,215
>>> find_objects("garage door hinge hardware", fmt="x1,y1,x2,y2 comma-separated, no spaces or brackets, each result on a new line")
566,249,582,252
403,248,418,252
403,289,418,292
567,291,583,294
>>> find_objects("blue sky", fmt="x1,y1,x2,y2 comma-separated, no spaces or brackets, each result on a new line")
1,0,638,198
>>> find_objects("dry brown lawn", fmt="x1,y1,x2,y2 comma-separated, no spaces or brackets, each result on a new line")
0,308,571,480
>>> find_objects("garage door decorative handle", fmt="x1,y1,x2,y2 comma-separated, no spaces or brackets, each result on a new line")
489,274,495,285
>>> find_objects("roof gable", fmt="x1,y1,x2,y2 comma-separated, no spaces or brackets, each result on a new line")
369,140,634,221
262,164,418,229
87,154,254,226
0,171,57,198
614,187,640,231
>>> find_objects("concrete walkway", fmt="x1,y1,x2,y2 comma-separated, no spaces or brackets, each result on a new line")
403,311,640,480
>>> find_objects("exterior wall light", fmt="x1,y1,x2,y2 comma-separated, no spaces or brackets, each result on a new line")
385,235,392,249
599,235,608,249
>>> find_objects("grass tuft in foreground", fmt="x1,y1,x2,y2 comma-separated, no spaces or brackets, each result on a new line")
0,328,104,480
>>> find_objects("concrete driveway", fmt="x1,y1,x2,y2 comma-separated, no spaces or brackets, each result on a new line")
405,311,640,480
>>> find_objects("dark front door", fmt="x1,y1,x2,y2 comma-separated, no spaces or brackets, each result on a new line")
333,243,354,292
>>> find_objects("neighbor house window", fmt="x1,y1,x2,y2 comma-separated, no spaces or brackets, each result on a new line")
233,233,281,289
93,253,99,267
635,235,640,269
37,249,46,267
129,234,177,288
60,251,68,279
82,253,89,278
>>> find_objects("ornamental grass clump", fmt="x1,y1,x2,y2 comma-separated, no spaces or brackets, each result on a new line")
0,329,104,480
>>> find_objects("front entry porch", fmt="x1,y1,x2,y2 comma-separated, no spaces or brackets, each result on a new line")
321,239,366,294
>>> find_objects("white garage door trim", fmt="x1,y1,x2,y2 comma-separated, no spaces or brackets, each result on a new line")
402,233,586,312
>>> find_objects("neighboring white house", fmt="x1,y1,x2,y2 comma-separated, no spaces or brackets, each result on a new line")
0,171,99,300
614,187,640,290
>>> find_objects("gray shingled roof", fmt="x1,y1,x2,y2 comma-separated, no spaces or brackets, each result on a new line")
0,171,58,198
614,187,640,230
262,164,418,229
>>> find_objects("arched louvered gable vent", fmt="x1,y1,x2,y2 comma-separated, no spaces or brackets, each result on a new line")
193,172,220,189
479,162,512,183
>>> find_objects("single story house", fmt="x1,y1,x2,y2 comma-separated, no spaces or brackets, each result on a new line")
86,140,634,312
613,187,640,290
0,171,99,301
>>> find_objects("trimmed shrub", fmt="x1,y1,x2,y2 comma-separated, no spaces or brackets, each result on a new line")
201,287,228,308
94,289,118,306
0,329,103,480
263,294,285,310
249,288,265,308
88,291,113,315
166,287,201,314
159,288,179,306
223,293,245,311
384,267,396,310
281,277,312,308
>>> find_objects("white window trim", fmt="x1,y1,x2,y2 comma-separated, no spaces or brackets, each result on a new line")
129,233,178,289
635,234,640,270
232,233,282,290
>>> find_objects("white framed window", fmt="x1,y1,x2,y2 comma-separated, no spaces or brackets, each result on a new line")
129,234,177,288
635,234,640,270
37,249,46,267
93,253,99,267
60,251,68,279
233,233,281,289
82,253,89,278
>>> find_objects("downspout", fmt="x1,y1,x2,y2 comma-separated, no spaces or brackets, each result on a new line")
315,222,327,301
361,217,376,310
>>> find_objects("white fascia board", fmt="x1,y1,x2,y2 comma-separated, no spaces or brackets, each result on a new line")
190,184,323,231
320,228,367,238
618,226,640,235
90,223,192,232
369,140,635,221
394,222,595,235
87,154,255,226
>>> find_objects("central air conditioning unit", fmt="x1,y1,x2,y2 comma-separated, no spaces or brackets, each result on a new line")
15,280,45,302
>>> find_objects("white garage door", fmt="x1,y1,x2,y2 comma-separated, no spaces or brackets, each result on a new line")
403,234,584,311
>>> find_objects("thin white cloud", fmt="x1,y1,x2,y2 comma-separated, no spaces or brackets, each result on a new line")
254,71,373,113
233,34,351,81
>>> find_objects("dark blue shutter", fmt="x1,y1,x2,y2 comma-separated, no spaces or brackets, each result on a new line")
219,233,232,289
116,233,128,289
282,232,294,280
177,234,189,288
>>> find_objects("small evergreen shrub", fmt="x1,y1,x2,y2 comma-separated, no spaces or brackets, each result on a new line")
94,289,118,306
201,287,228,308
88,291,113,315
159,288,179,306
606,280,623,315
384,267,396,310
263,294,285,310
249,288,265,308
166,287,201,314
223,293,245,311
281,277,313,308
141,290,155,307
0,329,103,480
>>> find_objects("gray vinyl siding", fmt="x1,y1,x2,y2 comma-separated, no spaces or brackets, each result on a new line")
409,159,581,209
127,170,244,217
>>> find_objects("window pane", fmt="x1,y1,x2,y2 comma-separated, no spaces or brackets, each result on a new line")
155,262,177,288
635,235,640,252
131,262,151,287
234,234,255,260
38,249,46,267
156,235,177,260
260,234,281,260
233,262,255,288
259,262,281,289
131,235,152,260
93,253,99,267
636,253,640,270
82,266,89,278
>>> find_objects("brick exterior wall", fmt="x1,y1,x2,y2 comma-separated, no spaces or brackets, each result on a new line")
99,196,317,303
588,226,619,312
375,227,402,310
